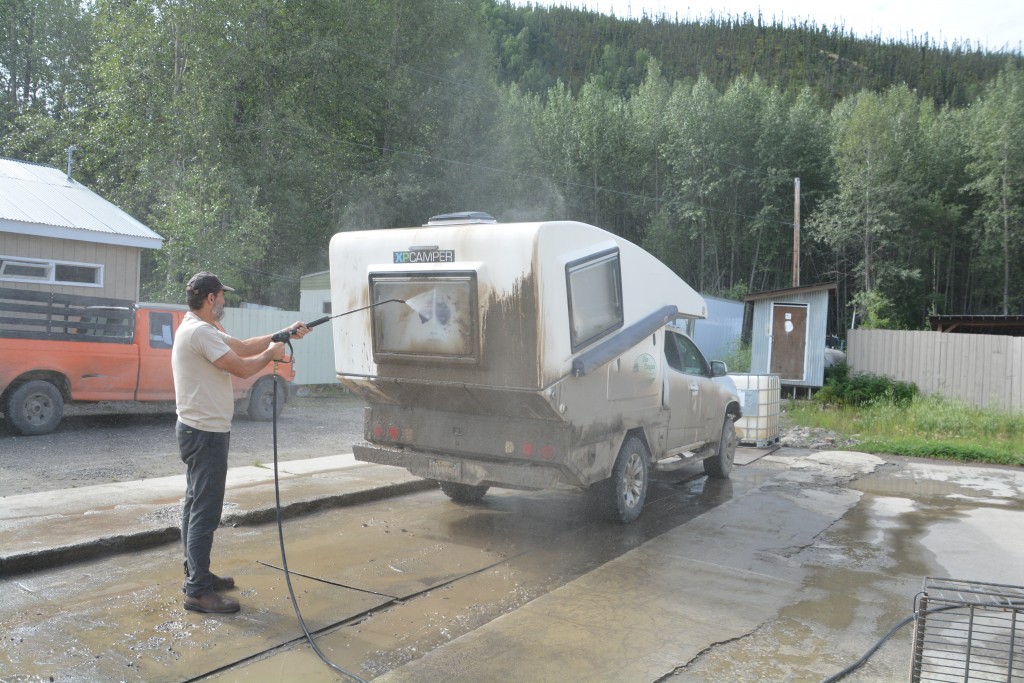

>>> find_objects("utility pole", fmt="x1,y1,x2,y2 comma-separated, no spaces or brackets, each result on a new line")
793,177,801,287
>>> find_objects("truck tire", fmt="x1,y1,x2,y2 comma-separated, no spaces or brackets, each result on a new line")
703,416,737,479
5,380,64,435
606,435,649,524
247,377,286,421
438,481,489,503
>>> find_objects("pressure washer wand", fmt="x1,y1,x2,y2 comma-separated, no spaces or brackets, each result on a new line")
270,298,406,342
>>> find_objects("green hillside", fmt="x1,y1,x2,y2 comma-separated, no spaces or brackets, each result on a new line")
2,0,1021,328
488,3,1014,106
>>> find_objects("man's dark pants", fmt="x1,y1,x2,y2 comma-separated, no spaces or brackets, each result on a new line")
176,421,230,597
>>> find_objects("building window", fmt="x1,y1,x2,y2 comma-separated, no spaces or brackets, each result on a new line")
0,259,50,280
0,255,103,287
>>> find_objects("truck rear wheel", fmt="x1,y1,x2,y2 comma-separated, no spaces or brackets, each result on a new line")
438,481,489,503
606,435,649,524
5,380,64,435
247,377,286,421
703,416,737,479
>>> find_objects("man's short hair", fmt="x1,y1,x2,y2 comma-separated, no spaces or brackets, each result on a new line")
185,272,235,310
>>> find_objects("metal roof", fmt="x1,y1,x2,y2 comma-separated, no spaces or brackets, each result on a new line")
0,157,162,249
929,314,1024,336
743,281,837,302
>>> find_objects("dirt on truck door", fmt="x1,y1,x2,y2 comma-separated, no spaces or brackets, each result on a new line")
663,329,707,449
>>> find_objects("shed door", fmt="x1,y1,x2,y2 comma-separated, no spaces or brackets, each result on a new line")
770,304,808,381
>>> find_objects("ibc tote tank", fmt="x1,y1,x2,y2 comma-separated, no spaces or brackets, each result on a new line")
730,373,781,447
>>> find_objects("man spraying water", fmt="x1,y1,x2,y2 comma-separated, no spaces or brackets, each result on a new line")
172,272,310,614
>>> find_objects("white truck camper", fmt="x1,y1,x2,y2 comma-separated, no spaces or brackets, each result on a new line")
329,213,741,523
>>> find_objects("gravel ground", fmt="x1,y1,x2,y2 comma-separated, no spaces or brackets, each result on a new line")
0,390,365,497
1,391,847,498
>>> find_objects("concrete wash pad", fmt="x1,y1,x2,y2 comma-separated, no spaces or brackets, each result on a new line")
375,451,883,683
0,473,502,682
5,451,1022,682
0,520,507,682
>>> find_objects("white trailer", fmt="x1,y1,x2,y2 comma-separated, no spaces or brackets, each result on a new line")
329,213,740,522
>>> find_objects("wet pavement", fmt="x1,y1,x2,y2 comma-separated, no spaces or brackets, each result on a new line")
1,449,1023,682
0,455,434,574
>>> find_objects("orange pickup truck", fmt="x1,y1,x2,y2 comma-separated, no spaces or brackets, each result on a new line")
0,287,293,436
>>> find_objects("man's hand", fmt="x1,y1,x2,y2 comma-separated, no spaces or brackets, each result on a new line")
272,321,311,342
269,340,286,361
287,321,311,340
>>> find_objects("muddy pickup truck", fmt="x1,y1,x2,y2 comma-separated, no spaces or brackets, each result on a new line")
328,213,741,523
0,287,292,435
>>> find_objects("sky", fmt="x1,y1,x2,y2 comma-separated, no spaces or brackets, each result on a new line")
515,0,1024,53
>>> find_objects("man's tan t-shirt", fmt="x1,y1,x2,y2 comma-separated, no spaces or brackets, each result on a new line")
172,311,235,433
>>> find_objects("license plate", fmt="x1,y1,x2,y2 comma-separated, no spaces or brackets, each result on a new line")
428,458,461,480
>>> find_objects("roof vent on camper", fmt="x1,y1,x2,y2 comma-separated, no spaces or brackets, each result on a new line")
426,211,497,226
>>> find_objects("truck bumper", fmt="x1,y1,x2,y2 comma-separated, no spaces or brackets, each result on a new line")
353,442,576,491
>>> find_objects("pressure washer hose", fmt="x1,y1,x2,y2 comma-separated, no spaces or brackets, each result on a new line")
821,601,987,683
271,369,368,683
263,298,412,680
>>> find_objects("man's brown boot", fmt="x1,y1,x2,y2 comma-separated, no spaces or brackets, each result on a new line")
184,561,235,591
184,591,240,614
211,573,235,591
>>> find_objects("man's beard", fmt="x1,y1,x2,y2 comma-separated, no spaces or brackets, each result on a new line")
212,301,225,322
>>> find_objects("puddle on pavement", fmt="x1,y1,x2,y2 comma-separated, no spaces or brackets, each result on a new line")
668,460,1024,682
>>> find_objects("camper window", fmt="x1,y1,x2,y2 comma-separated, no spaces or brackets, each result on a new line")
566,249,623,352
369,272,478,363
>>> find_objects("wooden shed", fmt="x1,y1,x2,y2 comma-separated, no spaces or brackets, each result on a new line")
745,282,837,392
0,157,162,301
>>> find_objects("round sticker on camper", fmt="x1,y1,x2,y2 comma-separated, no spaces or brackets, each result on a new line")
633,353,658,384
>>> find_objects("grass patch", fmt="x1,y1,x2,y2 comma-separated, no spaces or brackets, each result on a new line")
785,394,1024,466
720,341,752,373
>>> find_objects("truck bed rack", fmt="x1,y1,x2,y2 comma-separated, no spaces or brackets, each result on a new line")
0,286,134,343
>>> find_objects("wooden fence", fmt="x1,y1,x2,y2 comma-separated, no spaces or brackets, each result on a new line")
848,329,1024,411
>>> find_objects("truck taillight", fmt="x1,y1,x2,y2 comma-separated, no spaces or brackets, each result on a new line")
519,441,556,460
370,420,409,443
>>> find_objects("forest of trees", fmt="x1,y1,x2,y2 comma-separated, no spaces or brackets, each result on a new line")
1,0,1022,332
